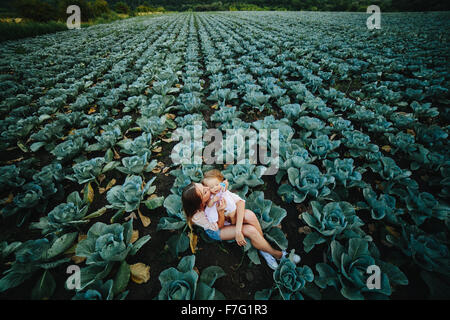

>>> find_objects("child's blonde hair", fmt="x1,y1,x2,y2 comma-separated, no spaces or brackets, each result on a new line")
203,169,224,181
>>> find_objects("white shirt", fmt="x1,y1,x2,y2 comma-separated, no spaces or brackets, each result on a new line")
193,191,245,230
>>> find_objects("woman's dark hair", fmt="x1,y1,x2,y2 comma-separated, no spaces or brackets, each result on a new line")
182,182,202,222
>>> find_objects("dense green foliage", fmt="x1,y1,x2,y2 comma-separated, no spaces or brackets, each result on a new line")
0,11,448,300
1,0,448,42
1,0,449,24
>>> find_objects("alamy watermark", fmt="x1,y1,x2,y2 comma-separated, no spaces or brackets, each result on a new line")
366,265,381,290
67,5,81,30
66,265,81,290
170,122,280,175
367,5,381,30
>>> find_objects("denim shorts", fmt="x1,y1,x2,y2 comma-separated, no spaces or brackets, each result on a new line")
205,228,222,241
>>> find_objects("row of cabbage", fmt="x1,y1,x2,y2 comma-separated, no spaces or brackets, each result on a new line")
161,12,449,300
0,11,449,300
0,13,227,300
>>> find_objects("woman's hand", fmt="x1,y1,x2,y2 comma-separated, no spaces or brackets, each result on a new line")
235,230,246,247
216,198,226,213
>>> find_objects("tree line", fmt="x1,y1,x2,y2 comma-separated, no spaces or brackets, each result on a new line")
2,0,448,23
3,0,164,22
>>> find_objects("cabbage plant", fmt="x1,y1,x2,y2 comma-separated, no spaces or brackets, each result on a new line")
222,162,266,197
276,139,315,183
102,115,133,133
410,101,439,118
349,107,376,122
315,239,408,300
210,106,242,123
158,192,193,257
252,115,294,144
173,92,205,114
66,157,105,185
301,201,367,253
30,191,89,235
384,132,417,155
415,124,448,148
123,95,147,114
1,182,46,227
175,114,207,128
1,116,37,140
365,116,395,133
86,127,122,152
386,225,449,277
72,279,128,300
323,158,364,188
0,233,77,298
29,122,65,152
357,187,404,223
307,134,341,159
32,162,64,198
106,175,162,222
75,220,150,290
366,156,413,194
116,152,157,176
136,116,167,137
342,130,379,158
334,97,356,112
328,117,354,132
278,164,335,204
281,103,307,123
0,165,25,191
117,132,153,156
396,186,449,225
157,255,226,300
207,88,238,106
169,164,205,196
255,256,318,300
243,89,270,112
389,112,416,129
51,137,87,162
273,261,315,299
295,116,326,135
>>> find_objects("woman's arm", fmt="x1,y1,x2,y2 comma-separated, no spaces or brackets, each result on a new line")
235,200,245,231
216,199,226,229
234,200,246,246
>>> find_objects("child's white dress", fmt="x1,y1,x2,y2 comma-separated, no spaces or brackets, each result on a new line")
204,191,245,226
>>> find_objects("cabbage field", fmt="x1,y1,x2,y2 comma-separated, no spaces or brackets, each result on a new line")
0,11,449,301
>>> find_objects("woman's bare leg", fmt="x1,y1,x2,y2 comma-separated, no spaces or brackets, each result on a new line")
219,224,282,259
227,209,263,236
242,209,263,237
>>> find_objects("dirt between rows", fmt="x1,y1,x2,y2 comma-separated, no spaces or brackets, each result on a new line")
0,118,430,301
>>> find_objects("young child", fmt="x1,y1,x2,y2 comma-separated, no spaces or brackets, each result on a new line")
202,169,243,227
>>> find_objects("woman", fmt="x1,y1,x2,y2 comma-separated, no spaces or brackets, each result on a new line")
182,182,300,270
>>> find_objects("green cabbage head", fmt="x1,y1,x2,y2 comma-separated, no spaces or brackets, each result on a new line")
157,255,225,300
106,175,153,212
273,258,314,300
315,239,408,300
278,164,335,203
302,201,366,252
76,220,150,266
